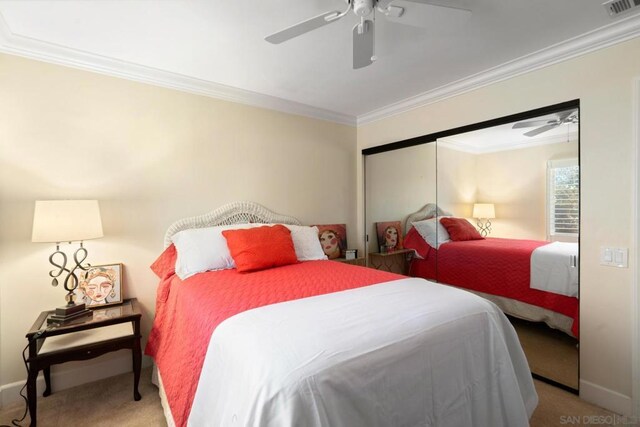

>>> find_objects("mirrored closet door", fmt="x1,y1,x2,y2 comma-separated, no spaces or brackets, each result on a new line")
364,101,580,392
364,141,437,275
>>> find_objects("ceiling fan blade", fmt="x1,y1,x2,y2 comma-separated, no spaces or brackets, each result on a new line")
265,11,341,44
384,1,471,28
353,20,375,70
512,119,554,129
524,124,559,137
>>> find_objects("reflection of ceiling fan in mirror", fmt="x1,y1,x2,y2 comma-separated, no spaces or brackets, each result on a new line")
265,0,471,69
512,109,579,138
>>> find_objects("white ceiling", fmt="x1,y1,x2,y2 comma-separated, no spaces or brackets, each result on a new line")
438,109,579,153
0,0,639,124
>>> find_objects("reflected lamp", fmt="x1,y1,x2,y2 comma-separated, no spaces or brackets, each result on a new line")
472,203,495,237
32,200,103,322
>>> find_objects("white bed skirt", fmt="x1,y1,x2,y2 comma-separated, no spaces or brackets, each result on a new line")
152,363,176,427
456,287,576,337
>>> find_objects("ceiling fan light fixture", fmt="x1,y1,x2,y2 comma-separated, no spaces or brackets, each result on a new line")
354,0,375,17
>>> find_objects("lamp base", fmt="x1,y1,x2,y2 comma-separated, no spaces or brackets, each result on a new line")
55,302,87,316
47,303,92,325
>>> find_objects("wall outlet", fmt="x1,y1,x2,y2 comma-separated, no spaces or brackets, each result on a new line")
600,247,628,268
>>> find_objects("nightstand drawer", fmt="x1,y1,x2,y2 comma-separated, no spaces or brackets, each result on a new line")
39,322,134,354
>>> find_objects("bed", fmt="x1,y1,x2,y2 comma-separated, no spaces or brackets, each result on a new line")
146,201,538,427
402,203,579,337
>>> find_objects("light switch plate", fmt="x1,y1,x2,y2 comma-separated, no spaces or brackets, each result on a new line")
600,247,628,268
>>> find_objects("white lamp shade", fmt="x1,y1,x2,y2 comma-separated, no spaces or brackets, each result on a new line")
32,200,104,243
472,203,495,219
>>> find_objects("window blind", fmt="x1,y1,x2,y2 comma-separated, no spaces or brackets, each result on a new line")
548,159,579,237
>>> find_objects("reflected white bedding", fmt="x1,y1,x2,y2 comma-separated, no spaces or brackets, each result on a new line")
188,278,537,427
531,242,579,297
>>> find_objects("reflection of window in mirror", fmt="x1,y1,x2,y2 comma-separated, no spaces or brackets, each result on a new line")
547,158,579,242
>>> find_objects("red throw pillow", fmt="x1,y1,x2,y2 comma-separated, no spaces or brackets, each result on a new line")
150,244,177,280
222,224,298,273
439,217,484,241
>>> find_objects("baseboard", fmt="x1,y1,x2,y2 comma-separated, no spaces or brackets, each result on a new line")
580,379,633,416
0,353,151,408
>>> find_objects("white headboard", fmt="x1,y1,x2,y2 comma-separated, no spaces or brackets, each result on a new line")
164,201,302,248
402,203,451,235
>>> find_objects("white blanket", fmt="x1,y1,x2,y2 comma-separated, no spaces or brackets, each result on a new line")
531,242,579,297
189,278,537,427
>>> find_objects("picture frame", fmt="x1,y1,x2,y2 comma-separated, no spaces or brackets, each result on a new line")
313,224,347,259
376,221,403,253
77,263,124,308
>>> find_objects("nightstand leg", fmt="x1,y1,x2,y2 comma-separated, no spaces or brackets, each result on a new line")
132,339,142,401
43,367,51,397
27,365,38,427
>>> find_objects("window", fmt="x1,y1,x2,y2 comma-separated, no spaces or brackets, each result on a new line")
547,158,579,240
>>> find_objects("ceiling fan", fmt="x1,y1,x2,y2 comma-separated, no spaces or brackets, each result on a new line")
265,0,471,69
512,109,579,138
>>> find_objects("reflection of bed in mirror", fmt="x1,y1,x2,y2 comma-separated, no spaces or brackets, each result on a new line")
402,203,579,337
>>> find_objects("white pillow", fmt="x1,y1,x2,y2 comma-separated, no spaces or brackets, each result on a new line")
412,217,451,249
172,223,264,280
284,225,328,261
172,223,328,280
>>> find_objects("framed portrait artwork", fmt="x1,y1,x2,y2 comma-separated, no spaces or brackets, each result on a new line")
77,263,124,308
376,221,403,253
313,224,347,259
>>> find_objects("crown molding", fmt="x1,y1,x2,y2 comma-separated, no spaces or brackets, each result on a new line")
357,14,640,125
0,13,356,127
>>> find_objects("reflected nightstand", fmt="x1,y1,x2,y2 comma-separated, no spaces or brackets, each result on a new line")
334,257,367,267
368,249,413,275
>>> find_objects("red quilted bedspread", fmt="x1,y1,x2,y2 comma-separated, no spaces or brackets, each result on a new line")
145,258,403,427
405,229,578,336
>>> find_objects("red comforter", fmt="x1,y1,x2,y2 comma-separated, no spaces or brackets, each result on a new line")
145,249,403,427
404,228,579,336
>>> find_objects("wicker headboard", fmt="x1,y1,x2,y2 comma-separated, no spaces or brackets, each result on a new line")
164,201,302,248
402,203,451,235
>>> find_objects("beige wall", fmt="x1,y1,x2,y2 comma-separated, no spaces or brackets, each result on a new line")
436,145,477,218
475,140,578,240
365,143,436,251
358,38,640,413
0,54,356,392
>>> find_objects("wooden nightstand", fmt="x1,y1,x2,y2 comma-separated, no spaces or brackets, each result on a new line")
334,257,366,267
368,249,413,275
25,298,142,427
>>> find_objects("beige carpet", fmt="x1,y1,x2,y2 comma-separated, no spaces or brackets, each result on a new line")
0,367,626,427
510,316,579,390
0,367,166,427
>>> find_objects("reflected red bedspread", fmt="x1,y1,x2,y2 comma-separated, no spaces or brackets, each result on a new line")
145,260,403,427
405,229,578,336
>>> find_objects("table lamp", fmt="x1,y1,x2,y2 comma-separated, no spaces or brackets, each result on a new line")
472,203,495,237
32,200,103,322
